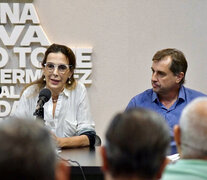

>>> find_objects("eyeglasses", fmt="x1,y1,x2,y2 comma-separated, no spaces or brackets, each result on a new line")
44,62,72,74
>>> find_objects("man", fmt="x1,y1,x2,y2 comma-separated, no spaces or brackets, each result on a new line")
101,108,170,180
126,48,206,154
162,97,207,180
0,117,69,180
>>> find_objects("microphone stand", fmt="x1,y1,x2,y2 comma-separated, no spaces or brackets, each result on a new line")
33,107,44,122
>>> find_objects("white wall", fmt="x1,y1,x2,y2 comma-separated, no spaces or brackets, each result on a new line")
5,0,207,143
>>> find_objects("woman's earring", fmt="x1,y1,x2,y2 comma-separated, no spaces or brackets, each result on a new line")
68,78,71,85
43,76,46,81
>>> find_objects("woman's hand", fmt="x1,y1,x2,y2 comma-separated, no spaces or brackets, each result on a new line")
50,132,89,148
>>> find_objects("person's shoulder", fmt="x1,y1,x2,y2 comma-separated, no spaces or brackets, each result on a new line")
162,159,207,180
73,81,86,92
67,81,87,96
162,162,180,180
127,89,153,109
126,89,153,109
162,159,187,180
131,89,153,100
76,81,86,89
183,86,207,98
22,84,39,97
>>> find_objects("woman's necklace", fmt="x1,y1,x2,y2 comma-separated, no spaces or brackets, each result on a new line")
51,88,64,104
52,98,58,103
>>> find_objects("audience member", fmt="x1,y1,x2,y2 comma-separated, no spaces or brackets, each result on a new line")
162,97,207,180
101,108,170,180
0,117,69,180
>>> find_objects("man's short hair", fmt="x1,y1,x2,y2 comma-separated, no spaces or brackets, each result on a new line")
152,48,188,85
179,97,207,157
0,117,57,180
105,108,170,179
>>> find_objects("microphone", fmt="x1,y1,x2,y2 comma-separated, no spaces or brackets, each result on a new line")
33,88,51,119
36,88,51,109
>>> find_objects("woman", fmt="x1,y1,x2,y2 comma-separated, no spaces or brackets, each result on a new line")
15,44,96,148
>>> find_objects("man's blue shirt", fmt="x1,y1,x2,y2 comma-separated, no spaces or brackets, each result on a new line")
126,86,206,154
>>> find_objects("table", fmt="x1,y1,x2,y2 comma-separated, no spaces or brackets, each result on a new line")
58,146,104,180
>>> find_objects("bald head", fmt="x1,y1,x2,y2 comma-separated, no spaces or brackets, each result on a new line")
179,97,207,158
